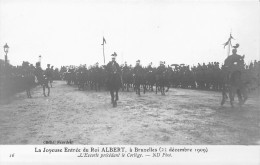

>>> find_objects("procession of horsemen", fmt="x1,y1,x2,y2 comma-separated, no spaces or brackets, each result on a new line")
1,43,259,107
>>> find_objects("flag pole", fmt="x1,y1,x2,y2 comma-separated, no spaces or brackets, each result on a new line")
223,31,234,57
102,36,106,65
103,43,105,65
227,37,231,57
227,32,233,57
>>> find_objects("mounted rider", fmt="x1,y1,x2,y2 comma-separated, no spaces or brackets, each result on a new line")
157,61,166,75
122,62,130,73
106,52,121,75
147,62,153,72
133,60,142,75
223,44,245,82
106,52,121,105
224,44,245,73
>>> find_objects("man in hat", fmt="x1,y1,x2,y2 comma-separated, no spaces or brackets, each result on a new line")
45,64,52,81
157,61,166,75
224,44,245,71
147,62,153,71
122,61,129,73
106,52,121,75
134,60,142,75
43,64,52,95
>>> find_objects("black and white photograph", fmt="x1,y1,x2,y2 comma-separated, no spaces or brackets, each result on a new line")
0,0,259,151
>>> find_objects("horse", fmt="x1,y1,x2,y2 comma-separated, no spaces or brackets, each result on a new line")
221,69,248,107
22,69,35,98
145,69,156,92
133,72,146,96
76,71,85,90
35,68,50,97
155,70,168,95
122,68,133,92
106,64,122,107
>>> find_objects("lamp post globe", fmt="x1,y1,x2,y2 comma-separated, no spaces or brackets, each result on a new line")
3,43,9,66
4,43,9,54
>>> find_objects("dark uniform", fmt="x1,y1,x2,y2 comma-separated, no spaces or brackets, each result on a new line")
224,49,244,72
107,61,121,75
157,64,166,75
133,63,142,75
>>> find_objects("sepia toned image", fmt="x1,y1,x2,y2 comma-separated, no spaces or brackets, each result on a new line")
0,0,259,145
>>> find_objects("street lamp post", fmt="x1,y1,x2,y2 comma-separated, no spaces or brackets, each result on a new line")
4,43,9,67
39,55,42,67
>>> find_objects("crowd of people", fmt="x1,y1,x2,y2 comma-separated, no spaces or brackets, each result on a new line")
0,60,60,99
0,54,259,99
60,57,260,93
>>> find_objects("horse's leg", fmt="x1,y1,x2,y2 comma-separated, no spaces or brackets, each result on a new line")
47,84,50,96
237,89,243,105
161,86,164,95
26,89,29,98
27,87,32,98
115,90,118,107
138,84,141,96
221,88,227,106
110,90,114,104
240,87,248,104
163,86,165,96
43,85,46,97
111,90,117,107
229,88,235,107
166,82,170,92
47,87,50,96
116,90,119,101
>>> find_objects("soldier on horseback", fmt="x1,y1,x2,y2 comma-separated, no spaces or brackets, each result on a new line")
221,43,248,107
133,60,144,95
224,44,244,72
133,60,142,74
107,53,121,76
155,61,167,95
157,61,166,75
106,52,121,107
122,62,132,91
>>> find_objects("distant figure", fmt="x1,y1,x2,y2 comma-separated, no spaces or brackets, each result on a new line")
50,66,54,87
133,60,142,74
156,61,167,95
133,60,144,95
157,61,166,75
43,64,51,96
34,62,44,85
22,62,35,98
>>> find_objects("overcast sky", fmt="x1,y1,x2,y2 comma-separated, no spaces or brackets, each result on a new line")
0,0,259,69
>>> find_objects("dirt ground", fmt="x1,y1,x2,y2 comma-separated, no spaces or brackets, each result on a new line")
0,81,259,145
